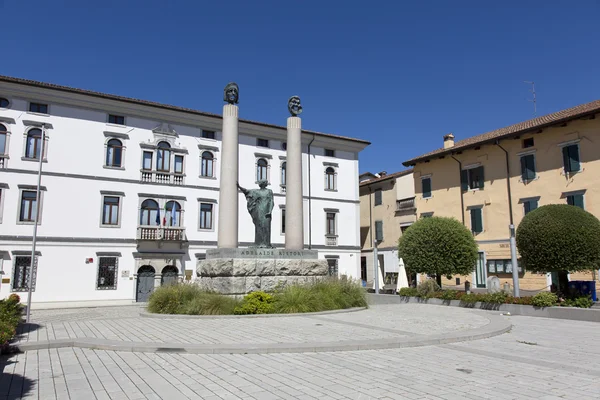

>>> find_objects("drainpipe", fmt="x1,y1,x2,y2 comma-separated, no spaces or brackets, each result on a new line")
495,141,520,297
307,134,316,249
450,155,465,224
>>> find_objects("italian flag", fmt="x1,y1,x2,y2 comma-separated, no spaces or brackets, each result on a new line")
163,203,167,226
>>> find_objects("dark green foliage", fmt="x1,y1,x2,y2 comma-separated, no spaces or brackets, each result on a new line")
516,204,600,273
148,283,240,315
0,296,23,347
560,296,593,308
416,280,440,298
398,287,418,297
531,292,558,308
233,292,275,315
398,217,479,278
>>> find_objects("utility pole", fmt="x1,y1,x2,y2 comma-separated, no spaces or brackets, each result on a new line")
26,124,46,323
525,81,536,117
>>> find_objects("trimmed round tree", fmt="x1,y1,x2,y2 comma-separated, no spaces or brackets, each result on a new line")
398,216,479,286
516,204,600,292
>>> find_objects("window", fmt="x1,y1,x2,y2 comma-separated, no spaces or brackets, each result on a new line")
325,149,335,157
326,212,337,235
523,199,538,215
562,144,580,174
421,212,433,218
256,158,268,181
422,177,432,198
461,166,484,191
174,155,184,174
140,199,160,226
281,208,286,234
281,142,287,151
375,221,383,242
0,98,9,108
201,130,215,139
520,154,536,182
142,151,153,170
470,208,483,234
102,196,120,226
325,167,336,190
12,256,37,292
257,138,269,148
29,102,48,114
281,162,287,187
400,224,412,234
374,189,382,206
201,151,214,177
327,259,338,277
25,128,42,159
106,139,123,168
488,259,522,274
199,203,213,230
0,123,7,155
165,201,182,227
97,257,118,290
156,142,171,171
522,138,534,148
108,114,125,125
566,193,585,209
20,191,38,222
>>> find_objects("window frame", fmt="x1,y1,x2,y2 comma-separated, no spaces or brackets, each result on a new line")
521,197,539,216
0,97,10,109
281,207,286,235
326,257,339,277
12,255,38,292
156,141,171,172
174,155,184,175
519,152,536,183
325,166,337,191
23,127,46,161
201,130,216,140
0,123,9,157
280,161,287,190
461,165,485,191
566,193,585,209
199,202,215,231
18,188,44,225
522,138,534,148
96,256,119,290
375,220,384,242
421,176,432,199
470,207,484,235
561,143,581,175
256,158,269,182
28,102,49,115
200,151,215,178
139,199,160,227
105,138,124,169
324,149,335,157
165,200,183,227
107,114,126,126
142,151,153,171
421,212,434,218
256,138,269,148
374,189,382,206
326,211,338,237
100,192,123,228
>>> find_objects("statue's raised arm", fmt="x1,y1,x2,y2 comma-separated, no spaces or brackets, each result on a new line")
237,181,249,195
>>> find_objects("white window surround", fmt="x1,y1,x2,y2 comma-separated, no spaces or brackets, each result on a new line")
463,162,481,170
103,137,126,170
557,138,581,148
255,156,271,183
324,165,337,191
324,208,339,237
0,124,11,165
137,195,186,228
198,198,217,232
280,161,287,192
0,183,7,224
27,101,50,116
22,125,50,162
99,191,125,228
199,148,217,179
139,139,187,180
106,113,127,127
516,149,536,157
17,185,46,225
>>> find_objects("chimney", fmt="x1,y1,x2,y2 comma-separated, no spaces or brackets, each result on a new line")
378,171,387,177
443,133,455,149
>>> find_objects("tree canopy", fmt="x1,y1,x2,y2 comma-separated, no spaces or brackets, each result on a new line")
516,204,600,273
398,216,479,278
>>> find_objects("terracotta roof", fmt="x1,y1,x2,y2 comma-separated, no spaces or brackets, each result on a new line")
402,99,600,166
0,75,370,146
359,169,413,187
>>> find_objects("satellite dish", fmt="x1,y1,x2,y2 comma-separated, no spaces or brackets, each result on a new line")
487,276,501,293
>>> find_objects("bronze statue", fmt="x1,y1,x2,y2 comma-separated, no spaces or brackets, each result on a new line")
224,82,239,105
287,95,302,116
237,180,274,248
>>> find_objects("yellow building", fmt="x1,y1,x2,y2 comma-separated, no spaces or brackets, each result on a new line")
359,170,417,290
403,100,600,292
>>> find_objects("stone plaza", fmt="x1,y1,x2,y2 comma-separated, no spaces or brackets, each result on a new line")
2,302,599,399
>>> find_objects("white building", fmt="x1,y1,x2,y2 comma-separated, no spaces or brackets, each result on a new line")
0,76,370,308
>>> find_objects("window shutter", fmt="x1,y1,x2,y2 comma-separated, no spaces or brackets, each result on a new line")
567,195,574,206
375,221,383,241
422,178,431,198
471,208,482,233
460,170,468,192
477,167,485,189
569,145,580,172
520,156,527,181
562,146,571,173
574,194,584,209
526,155,536,180
530,199,538,211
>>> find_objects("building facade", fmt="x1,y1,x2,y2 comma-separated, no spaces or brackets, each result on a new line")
403,100,600,291
0,76,369,308
359,170,416,289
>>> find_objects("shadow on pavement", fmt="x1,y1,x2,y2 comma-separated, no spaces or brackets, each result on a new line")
0,355,36,399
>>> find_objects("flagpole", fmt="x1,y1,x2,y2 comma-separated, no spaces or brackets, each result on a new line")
26,124,46,323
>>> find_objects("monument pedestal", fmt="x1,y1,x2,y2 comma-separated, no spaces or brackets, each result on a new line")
197,249,328,295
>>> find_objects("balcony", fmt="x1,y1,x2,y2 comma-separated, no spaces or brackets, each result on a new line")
137,227,187,241
0,155,6,169
140,170,184,186
325,235,338,246
396,197,416,212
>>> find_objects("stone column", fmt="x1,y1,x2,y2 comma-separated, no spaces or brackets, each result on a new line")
285,116,304,250
217,104,239,248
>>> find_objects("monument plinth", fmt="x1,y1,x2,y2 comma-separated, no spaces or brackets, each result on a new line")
197,89,328,295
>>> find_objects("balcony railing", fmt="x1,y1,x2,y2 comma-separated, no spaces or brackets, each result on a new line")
0,155,5,169
396,197,416,211
140,170,184,186
326,235,338,246
137,227,187,241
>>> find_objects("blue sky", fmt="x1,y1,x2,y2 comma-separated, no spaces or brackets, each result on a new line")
2,1,600,174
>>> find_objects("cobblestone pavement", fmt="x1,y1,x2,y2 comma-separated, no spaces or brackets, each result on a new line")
16,305,489,345
2,306,599,399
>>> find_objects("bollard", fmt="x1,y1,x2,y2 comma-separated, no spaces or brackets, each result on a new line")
503,282,511,293
465,280,471,294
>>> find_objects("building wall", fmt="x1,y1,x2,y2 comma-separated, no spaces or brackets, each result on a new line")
0,80,366,306
411,118,600,291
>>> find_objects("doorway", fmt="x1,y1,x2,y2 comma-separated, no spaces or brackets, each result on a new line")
161,265,179,286
475,252,487,288
136,265,156,302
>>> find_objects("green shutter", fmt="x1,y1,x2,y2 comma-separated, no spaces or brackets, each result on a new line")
422,178,431,198
521,155,535,181
461,170,468,192
567,195,574,206
375,221,383,241
524,201,531,215
569,145,580,172
530,199,538,211
470,208,482,233
477,166,485,189
520,156,527,181
574,194,584,209
562,146,571,173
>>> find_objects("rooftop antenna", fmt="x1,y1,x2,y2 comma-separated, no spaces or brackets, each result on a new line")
524,81,536,117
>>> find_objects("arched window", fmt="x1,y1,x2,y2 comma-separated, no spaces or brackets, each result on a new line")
281,162,287,187
256,158,268,181
106,139,123,167
140,199,160,226
25,128,42,159
165,201,182,227
325,167,336,190
0,123,7,155
201,151,214,177
156,141,171,172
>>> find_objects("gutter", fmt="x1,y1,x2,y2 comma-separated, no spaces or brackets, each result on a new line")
307,134,316,249
450,155,465,224
495,141,514,225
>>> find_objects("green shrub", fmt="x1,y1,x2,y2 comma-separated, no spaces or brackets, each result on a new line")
7,294,20,303
398,217,479,280
234,291,275,315
440,290,459,301
398,287,419,297
181,293,241,315
561,296,593,308
516,205,600,274
459,293,479,304
0,298,23,347
416,280,440,298
272,285,316,313
531,292,558,308
0,320,16,346
147,283,210,314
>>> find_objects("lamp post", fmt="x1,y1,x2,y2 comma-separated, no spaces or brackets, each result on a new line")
509,224,520,297
26,124,46,323
373,239,380,294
